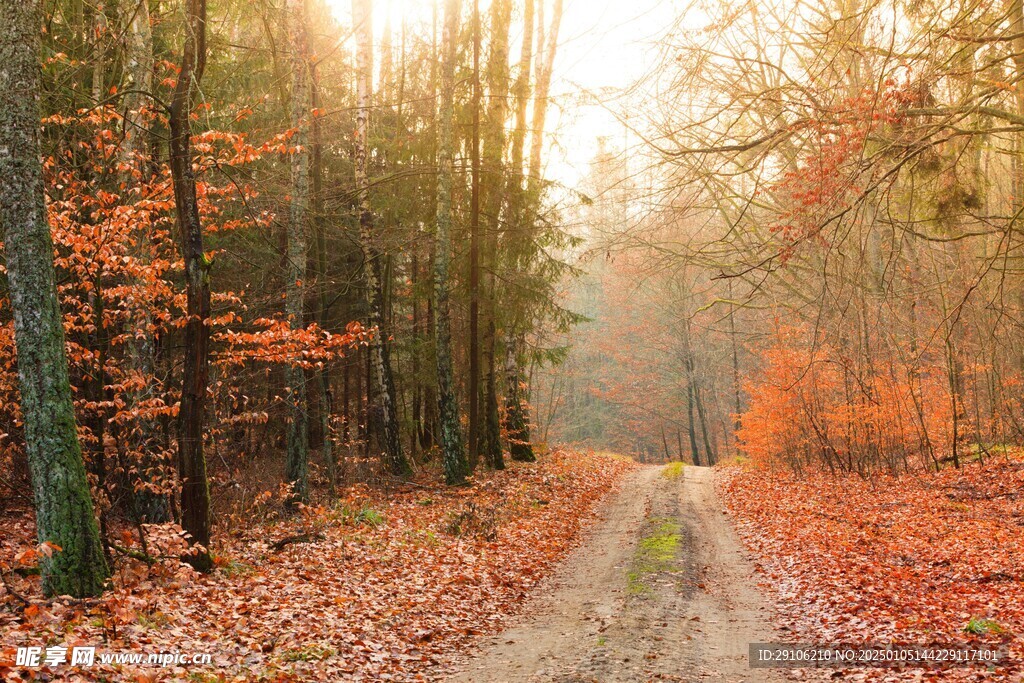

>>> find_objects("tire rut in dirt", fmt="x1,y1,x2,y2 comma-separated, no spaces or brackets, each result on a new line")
541,474,696,683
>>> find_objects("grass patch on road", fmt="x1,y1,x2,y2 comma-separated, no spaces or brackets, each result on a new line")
662,462,685,479
627,517,681,595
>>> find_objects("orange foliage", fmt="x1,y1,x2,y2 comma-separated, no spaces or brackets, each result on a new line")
736,325,1015,474
0,105,361,500
769,79,919,262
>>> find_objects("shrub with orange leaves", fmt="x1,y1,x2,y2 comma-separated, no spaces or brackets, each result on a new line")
735,325,1014,474
0,105,362,520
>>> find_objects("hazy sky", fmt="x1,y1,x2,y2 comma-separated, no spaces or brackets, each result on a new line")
544,0,675,188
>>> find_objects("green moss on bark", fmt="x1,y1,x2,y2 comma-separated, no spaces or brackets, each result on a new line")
0,0,109,597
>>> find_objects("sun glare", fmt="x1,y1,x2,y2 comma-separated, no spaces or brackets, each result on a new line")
323,0,438,38
319,0,679,190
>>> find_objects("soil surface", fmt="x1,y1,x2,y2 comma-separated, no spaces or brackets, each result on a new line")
445,464,785,683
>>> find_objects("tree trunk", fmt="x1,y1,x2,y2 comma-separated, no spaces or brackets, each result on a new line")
411,249,422,460
528,0,563,185
418,12,439,459
342,355,352,442
499,0,561,461
91,8,106,103
696,382,717,465
121,0,170,524
0,0,109,597
468,0,481,466
504,332,535,461
364,338,372,457
500,0,535,466
434,0,470,485
122,0,154,162
480,0,514,469
420,280,438,451
686,370,701,466
1010,0,1024,214
168,0,213,572
311,55,335,487
510,0,533,186
352,0,411,477
284,0,310,505
728,281,742,437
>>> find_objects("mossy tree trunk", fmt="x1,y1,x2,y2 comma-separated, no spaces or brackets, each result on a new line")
479,0,513,470
284,0,310,505
0,0,109,597
435,0,470,486
504,332,535,461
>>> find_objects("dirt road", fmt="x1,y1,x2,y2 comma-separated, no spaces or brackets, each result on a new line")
445,464,784,682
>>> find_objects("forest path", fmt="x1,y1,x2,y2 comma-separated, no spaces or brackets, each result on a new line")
444,464,784,683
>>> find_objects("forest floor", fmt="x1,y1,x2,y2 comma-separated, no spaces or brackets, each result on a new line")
5,455,1020,682
444,464,783,683
721,457,1024,682
0,449,634,682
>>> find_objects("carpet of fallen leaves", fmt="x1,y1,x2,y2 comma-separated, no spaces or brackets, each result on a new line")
0,448,634,681
718,456,1024,682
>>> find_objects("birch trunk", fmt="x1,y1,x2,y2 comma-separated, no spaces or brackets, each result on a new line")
122,0,169,523
352,0,411,477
